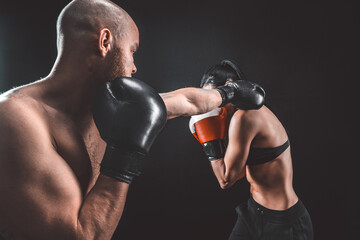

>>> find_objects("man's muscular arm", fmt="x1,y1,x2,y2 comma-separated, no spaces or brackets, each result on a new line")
160,88,222,120
0,101,127,240
160,79,265,120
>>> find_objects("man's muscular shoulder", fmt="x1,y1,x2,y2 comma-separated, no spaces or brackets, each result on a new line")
0,88,51,143
0,88,58,179
0,89,82,239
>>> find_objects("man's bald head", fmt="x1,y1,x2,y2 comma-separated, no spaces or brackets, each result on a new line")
56,0,135,51
53,0,139,80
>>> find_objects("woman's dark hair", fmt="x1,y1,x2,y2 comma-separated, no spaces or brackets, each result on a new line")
200,59,246,87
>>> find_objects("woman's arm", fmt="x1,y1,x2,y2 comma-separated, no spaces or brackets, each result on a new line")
209,110,258,189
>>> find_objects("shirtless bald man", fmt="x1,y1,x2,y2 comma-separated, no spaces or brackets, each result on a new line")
0,1,265,239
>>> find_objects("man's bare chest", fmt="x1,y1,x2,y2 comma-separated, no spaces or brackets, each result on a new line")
51,121,106,194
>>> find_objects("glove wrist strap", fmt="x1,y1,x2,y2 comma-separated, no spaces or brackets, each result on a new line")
216,86,234,107
100,144,146,184
202,140,226,161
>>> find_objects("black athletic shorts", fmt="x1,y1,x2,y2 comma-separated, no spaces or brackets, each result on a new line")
229,195,313,240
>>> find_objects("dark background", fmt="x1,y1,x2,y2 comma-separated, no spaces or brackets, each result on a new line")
0,0,358,239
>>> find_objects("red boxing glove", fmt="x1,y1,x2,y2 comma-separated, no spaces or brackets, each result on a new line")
189,107,229,160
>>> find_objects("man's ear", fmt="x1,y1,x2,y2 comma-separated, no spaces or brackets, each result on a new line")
99,28,112,57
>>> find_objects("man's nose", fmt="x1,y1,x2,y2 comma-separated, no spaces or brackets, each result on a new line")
132,64,137,74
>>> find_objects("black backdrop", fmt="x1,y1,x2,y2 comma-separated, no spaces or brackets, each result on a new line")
0,0,358,239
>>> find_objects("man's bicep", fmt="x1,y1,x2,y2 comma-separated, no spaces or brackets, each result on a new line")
0,116,81,239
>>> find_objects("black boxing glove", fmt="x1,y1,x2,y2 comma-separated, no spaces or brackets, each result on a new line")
216,80,265,110
93,77,167,184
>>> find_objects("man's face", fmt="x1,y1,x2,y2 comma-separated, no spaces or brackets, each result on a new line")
107,22,139,79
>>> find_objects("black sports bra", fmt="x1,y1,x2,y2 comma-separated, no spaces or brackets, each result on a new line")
246,140,290,166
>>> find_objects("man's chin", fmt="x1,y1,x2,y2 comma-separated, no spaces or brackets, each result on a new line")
109,75,131,82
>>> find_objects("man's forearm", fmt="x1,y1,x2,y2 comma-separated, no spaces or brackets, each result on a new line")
184,88,222,113
160,88,222,119
77,174,129,240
